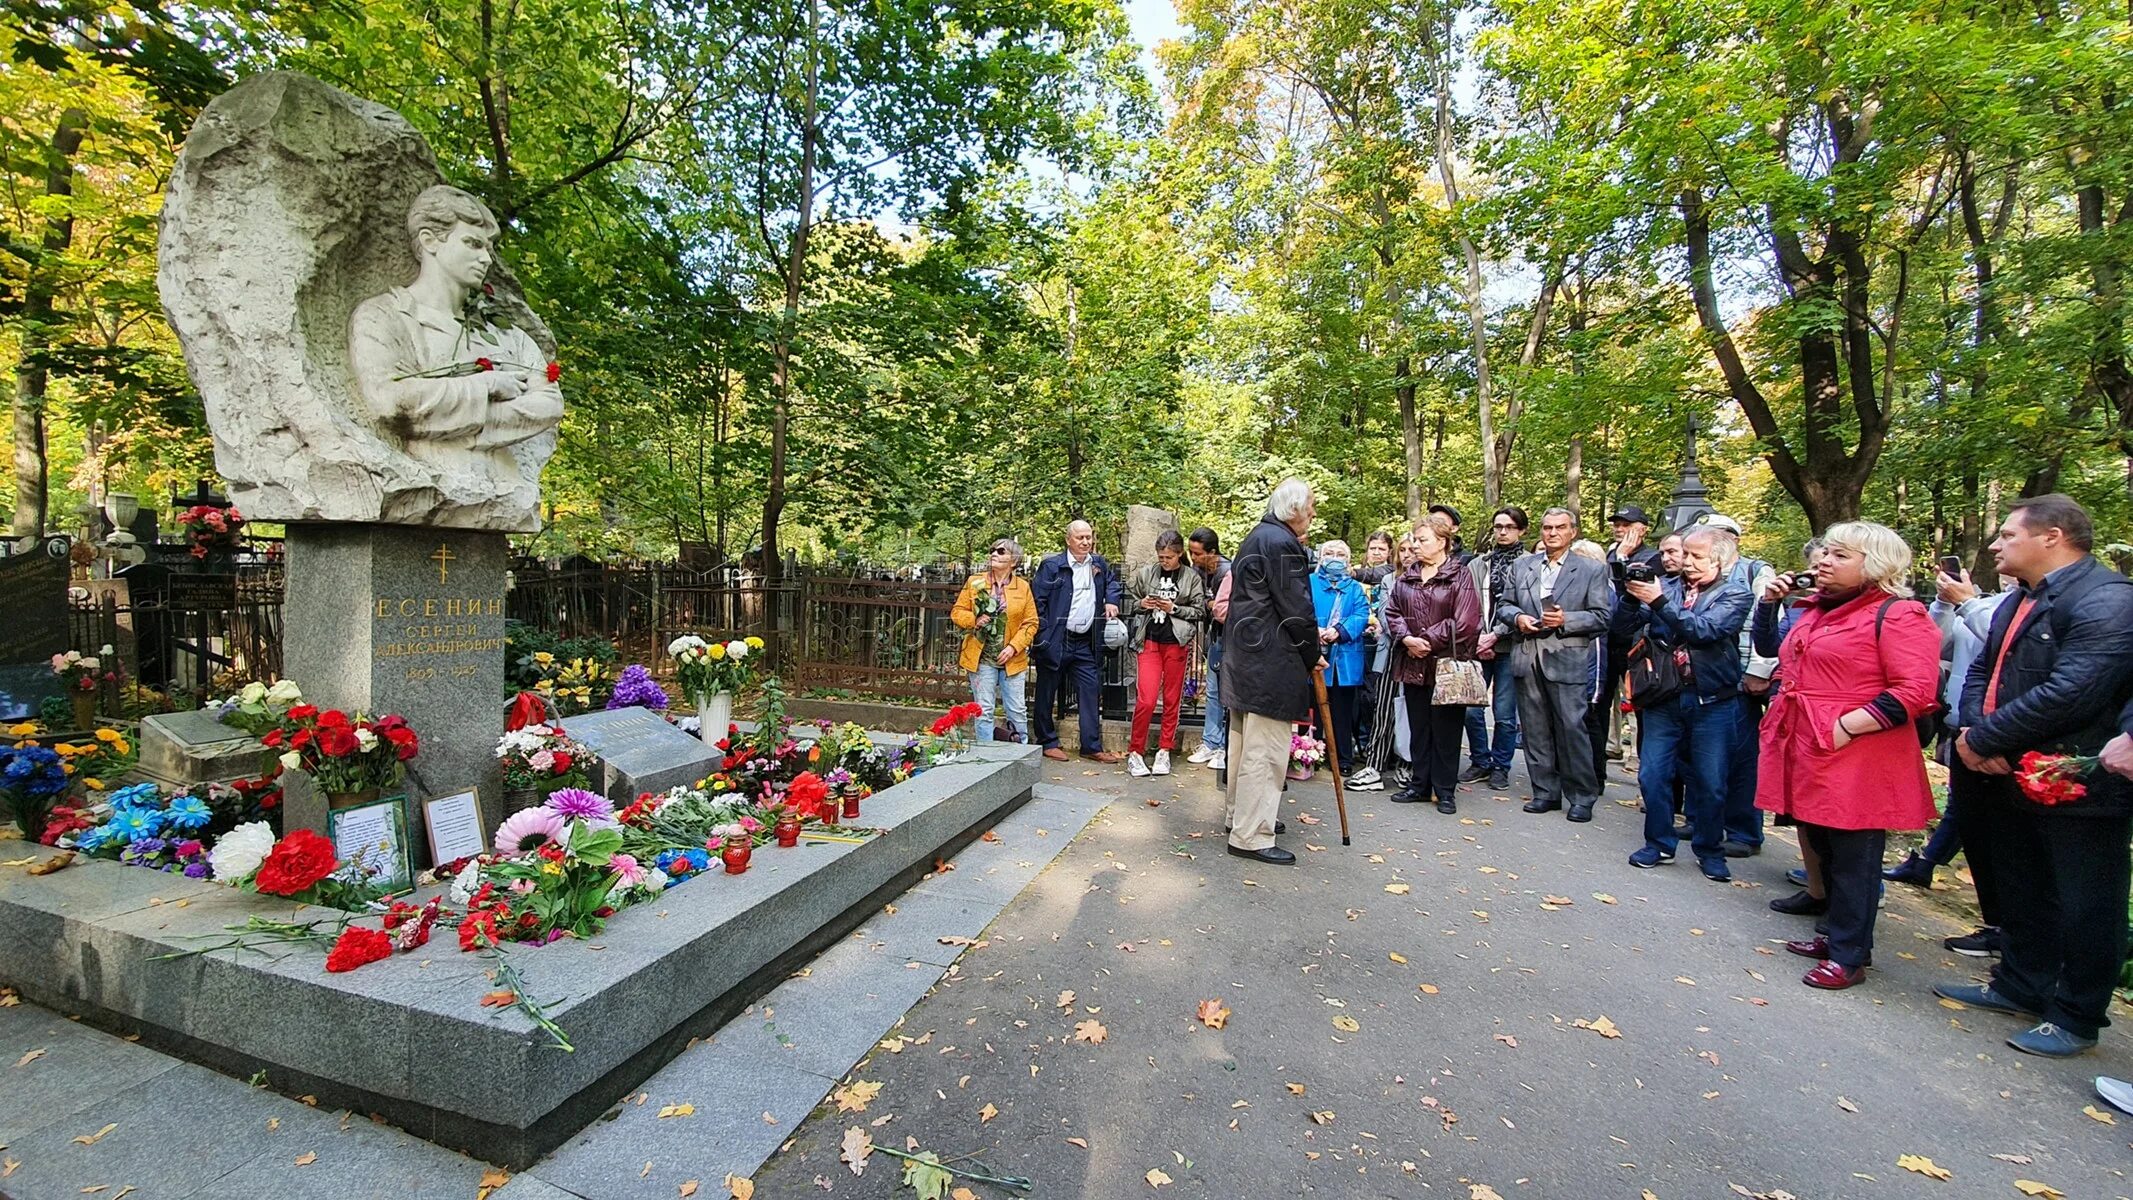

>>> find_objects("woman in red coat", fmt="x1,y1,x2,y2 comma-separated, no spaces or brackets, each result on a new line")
1757,520,1942,990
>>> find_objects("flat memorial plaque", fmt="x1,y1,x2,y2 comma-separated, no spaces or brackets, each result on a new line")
560,706,719,804
329,794,412,893
424,788,486,864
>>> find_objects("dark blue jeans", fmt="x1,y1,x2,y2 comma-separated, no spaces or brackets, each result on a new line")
1723,694,1765,848
1464,655,1519,770
1918,780,1965,865
1033,630,1104,754
1638,693,1740,862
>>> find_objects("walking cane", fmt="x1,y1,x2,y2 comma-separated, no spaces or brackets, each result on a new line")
1312,666,1352,846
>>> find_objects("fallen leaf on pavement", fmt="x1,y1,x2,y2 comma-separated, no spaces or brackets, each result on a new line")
1309,1110,1335,1125
657,1103,696,1119
73,1123,118,1145
979,1102,998,1123
14,1049,44,1067
1593,893,1618,904
27,851,74,875
1836,1097,1859,1114
2084,1104,2117,1125
479,990,518,1008
726,1175,755,1199
937,936,988,949
1494,1034,1518,1048
1197,999,1231,1029
1,1159,16,1178
1896,1154,1952,1181
1285,1082,1307,1095
833,1082,882,1113
1331,1015,1360,1032
1470,1185,1505,1200
1574,1016,1621,1039
1388,952,1408,964
1384,883,1411,895
294,1151,317,1166
1146,1167,1172,1188
679,1182,699,1199
841,1127,874,1176
476,1169,511,1200
952,1189,979,1200
1418,983,1440,995
1074,1020,1108,1044
1298,813,1322,825
1541,895,1574,907
2013,1181,2064,1198
1065,1137,1089,1149
1056,990,1077,1009
1991,1153,2034,1165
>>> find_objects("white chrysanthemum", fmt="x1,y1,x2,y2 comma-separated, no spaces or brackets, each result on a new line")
450,858,484,905
668,634,706,657
209,821,276,883
266,679,303,706
239,681,267,704
725,639,749,660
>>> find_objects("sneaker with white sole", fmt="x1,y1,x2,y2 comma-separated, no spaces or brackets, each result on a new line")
1153,750,1172,776
1209,750,1226,772
1187,745,1214,764
1345,766,1383,790
1127,752,1150,778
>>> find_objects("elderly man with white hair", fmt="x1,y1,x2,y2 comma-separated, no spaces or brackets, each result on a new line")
1031,519,1124,764
1220,478,1324,865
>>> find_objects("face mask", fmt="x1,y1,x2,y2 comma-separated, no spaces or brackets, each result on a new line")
1318,559,1349,580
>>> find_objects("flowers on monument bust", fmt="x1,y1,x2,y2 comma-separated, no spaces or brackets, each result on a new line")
668,634,765,703
494,724,592,793
261,706,419,795
176,503,244,559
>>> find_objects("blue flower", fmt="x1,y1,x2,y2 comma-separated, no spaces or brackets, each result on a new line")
162,794,211,833
109,807,162,842
107,782,161,812
74,824,120,854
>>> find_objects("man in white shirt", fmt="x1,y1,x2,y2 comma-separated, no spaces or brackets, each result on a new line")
1031,521,1124,763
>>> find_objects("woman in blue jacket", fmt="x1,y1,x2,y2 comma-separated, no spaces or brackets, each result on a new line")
1309,540,1372,775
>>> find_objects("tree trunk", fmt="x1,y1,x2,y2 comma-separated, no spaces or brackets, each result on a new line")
1397,357,1422,526
760,0,821,584
1564,435,1583,517
1427,33,1496,507
11,107,87,541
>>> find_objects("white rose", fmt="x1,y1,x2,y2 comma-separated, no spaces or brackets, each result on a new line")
209,821,276,883
99,643,114,656
354,727,379,751
79,657,99,672
240,681,267,704
644,868,671,892
278,750,302,772
266,679,303,706
725,640,749,660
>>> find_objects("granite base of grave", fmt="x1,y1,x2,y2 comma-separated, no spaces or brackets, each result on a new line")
281,523,509,856
560,707,720,804
0,742,1038,1169
137,709,274,788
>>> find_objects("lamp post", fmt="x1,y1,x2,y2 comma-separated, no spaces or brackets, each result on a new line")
1659,413,1715,534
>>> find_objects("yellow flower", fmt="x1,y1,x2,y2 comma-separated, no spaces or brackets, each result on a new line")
60,763,74,776
541,860,563,876
533,651,555,666
83,777,104,790
94,727,121,744
7,722,39,737
110,738,129,755
54,743,83,757
745,636,764,650
707,643,726,660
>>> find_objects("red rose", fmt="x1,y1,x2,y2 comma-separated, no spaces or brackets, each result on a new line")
288,704,318,721
253,829,341,896
545,361,561,383
551,752,572,772
262,729,284,749
317,725,358,757
477,357,496,372
317,709,351,729
291,729,314,748
324,926,394,973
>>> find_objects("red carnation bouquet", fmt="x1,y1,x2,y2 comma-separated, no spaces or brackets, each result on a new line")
222,827,381,909
2016,751,2099,806
261,705,419,795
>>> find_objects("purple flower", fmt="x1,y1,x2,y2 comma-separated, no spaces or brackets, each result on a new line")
182,862,210,879
543,787,616,826
605,664,669,711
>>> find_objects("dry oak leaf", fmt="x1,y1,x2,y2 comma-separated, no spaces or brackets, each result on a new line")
657,1103,696,1119
1196,999,1231,1030
979,1102,999,1123
1896,1154,1952,1181
476,1169,511,1200
840,1126,874,1176
2083,1104,2117,1125
678,1182,700,1199
833,1081,882,1113
1146,1168,1172,1188
1073,1019,1108,1044
726,1175,755,1199
1384,883,1412,895
1574,1016,1622,1039
2013,1182,2064,1199
294,1151,318,1166
73,1122,118,1145
479,990,518,1008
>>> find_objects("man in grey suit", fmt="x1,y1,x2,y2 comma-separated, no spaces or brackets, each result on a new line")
1493,507,1614,822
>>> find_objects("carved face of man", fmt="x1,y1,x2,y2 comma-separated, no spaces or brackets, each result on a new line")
419,221,496,297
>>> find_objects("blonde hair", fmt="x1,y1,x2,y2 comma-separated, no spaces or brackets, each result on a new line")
1821,520,1915,597
1569,539,1606,562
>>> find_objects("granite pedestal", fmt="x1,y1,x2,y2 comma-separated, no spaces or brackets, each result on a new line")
137,709,273,788
561,708,719,804
282,524,507,859
0,742,1040,1168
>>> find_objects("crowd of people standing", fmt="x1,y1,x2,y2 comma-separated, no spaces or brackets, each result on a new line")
952,484,2133,1059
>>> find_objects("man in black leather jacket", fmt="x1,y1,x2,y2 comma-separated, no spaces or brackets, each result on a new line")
1934,494,2133,1057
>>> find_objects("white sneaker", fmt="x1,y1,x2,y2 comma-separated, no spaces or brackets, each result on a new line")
1153,750,1172,776
1187,745,1214,764
1346,766,1383,790
1208,750,1226,772
1127,752,1150,777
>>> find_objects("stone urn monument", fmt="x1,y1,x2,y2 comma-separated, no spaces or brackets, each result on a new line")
157,71,565,849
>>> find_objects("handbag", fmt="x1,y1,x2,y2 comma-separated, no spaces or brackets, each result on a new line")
1624,634,1691,710
1429,582,1490,706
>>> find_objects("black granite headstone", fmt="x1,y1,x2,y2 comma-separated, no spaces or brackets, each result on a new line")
0,538,73,719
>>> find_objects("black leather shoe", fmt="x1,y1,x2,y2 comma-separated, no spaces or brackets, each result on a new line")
1227,844,1296,865
1882,853,1935,887
1390,790,1426,804
1522,798,1561,814
1566,802,1593,823
1436,797,1457,814
1768,889,1829,916
1458,764,1491,783
1720,840,1759,858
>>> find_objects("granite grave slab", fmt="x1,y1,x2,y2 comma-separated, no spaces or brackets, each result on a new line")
561,706,719,804
137,708,273,787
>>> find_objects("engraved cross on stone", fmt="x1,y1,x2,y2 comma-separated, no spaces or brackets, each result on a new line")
430,543,456,584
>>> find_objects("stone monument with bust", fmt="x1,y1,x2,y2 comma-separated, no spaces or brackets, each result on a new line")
158,72,559,849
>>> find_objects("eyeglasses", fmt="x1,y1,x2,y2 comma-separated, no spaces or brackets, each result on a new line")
989,546,1012,555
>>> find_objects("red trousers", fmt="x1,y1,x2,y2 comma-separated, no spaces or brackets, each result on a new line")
1131,640,1189,752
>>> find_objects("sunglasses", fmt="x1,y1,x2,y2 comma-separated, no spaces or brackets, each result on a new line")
990,545,1012,554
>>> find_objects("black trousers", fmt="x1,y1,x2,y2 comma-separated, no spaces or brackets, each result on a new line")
1970,794,2132,1037
1587,641,1625,782
1324,684,1360,775
1947,761,2007,929
1800,823,1886,968
1401,683,1466,802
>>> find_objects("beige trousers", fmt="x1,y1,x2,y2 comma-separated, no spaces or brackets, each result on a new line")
1225,711,1292,851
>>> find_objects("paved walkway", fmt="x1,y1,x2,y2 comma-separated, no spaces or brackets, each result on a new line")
750,758,2133,1199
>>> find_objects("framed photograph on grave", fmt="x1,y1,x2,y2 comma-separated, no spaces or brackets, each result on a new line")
328,793,413,893
423,788,487,866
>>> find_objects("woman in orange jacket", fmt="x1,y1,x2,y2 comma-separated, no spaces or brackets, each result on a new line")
952,538,1040,742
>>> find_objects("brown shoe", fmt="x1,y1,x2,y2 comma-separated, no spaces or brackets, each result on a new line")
1042,747,1071,762
1082,750,1123,764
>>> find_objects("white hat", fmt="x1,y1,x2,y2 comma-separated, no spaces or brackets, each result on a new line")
1697,513,1743,535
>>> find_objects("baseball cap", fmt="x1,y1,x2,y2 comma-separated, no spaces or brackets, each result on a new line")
1697,513,1743,535
1428,503,1462,527
1609,505,1650,526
